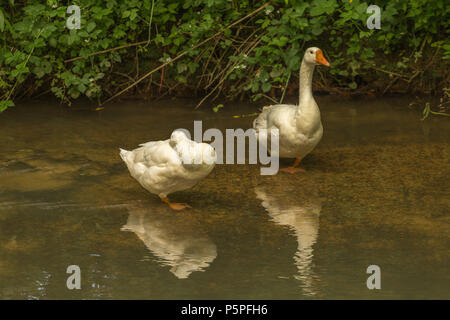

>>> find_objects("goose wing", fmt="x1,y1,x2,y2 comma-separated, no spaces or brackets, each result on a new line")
132,140,181,168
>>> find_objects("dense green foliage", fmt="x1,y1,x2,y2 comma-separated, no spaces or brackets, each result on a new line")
0,0,448,111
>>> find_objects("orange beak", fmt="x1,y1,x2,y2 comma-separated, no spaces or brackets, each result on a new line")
315,50,330,67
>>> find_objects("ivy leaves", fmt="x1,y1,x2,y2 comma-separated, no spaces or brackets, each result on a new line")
310,0,338,17
0,0,448,112
0,9,5,32
0,100,14,113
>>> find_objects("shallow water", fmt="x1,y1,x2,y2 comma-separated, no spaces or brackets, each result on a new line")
0,96,448,299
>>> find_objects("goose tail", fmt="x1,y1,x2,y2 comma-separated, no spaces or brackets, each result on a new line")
119,148,130,161
253,105,272,130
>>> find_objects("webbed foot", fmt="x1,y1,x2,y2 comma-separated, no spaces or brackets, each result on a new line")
161,197,192,211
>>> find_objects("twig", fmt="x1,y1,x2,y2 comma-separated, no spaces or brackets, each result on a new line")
205,28,259,89
195,35,263,108
99,2,270,106
430,110,450,117
383,77,399,94
260,94,278,104
370,66,407,79
135,46,139,79
64,40,151,63
6,28,44,101
144,0,155,48
232,112,259,118
159,47,166,93
422,101,450,120
279,72,291,104
154,82,182,101
201,38,219,75
31,88,52,99
113,71,135,83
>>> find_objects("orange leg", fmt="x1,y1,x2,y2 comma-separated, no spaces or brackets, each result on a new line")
280,157,305,174
161,197,191,211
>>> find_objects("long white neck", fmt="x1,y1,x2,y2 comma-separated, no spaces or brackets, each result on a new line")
295,58,321,134
298,59,315,106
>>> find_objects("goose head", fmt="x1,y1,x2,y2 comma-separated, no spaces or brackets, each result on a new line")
303,47,330,67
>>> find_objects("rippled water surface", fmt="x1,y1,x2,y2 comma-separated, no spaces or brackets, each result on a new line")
0,96,448,299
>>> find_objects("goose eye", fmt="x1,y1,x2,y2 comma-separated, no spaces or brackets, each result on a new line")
309,50,313,54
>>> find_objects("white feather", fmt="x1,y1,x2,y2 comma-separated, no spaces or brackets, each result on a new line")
120,130,216,198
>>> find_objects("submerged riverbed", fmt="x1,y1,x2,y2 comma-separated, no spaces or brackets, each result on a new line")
0,96,448,299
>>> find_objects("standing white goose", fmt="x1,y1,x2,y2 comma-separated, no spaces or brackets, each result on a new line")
120,130,216,210
253,47,330,173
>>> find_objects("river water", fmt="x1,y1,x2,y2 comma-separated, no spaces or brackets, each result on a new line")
0,96,448,299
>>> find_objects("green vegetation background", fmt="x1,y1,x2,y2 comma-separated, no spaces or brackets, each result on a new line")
0,0,448,111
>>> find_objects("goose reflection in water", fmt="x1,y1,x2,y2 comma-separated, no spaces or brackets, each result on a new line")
255,174,322,296
121,202,217,279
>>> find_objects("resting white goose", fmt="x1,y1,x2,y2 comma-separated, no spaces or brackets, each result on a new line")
120,130,216,210
253,47,330,173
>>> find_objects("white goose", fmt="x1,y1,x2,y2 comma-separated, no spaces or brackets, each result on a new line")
120,130,216,210
253,47,330,173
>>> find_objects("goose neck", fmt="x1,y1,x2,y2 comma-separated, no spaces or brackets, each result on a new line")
299,59,315,105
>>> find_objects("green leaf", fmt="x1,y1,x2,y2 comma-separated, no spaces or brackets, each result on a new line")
0,9,5,32
177,63,187,73
87,22,96,33
173,37,184,46
0,100,14,112
311,23,323,36
251,81,259,93
77,83,87,93
310,6,326,17
212,104,224,112
129,9,138,21
261,82,272,92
